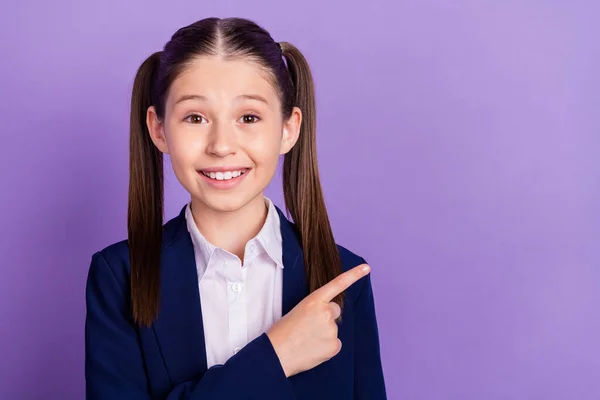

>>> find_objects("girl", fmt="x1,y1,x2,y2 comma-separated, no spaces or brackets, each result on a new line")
85,17,386,399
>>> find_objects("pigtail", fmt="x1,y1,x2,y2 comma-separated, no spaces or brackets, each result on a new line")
279,42,345,314
128,51,164,327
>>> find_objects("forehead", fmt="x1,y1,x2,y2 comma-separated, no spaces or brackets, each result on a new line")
167,56,278,105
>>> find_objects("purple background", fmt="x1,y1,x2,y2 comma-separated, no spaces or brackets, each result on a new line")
1,1,599,399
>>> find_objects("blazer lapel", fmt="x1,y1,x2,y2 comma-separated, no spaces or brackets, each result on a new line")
152,205,207,383
275,205,308,316
151,203,307,383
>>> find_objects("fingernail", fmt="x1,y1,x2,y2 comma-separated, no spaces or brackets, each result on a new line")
362,264,370,273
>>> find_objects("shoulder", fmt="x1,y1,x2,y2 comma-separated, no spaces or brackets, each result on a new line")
86,239,131,296
336,243,367,271
335,243,372,308
95,239,130,268
88,207,185,280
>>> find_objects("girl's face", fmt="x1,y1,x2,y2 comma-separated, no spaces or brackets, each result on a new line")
147,56,301,213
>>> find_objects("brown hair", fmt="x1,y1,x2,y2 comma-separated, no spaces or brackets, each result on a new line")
128,17,343,327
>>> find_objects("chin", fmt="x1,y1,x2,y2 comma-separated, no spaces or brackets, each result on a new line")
195,191,259,213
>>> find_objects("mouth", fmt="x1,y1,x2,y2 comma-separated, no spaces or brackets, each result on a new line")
198,168,250,181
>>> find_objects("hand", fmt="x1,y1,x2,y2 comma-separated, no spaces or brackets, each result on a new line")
266,263,371,377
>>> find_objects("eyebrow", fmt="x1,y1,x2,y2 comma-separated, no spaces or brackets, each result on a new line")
174,94,270,106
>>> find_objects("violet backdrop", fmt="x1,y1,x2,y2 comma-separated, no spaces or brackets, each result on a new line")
1,1,599,399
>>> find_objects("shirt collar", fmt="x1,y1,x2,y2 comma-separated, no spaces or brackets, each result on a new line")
184,196,284,271
254,196,284,268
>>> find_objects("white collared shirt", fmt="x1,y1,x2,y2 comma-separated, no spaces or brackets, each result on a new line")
184,196,284,368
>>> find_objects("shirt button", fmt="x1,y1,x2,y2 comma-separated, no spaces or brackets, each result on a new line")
233,346,241,355
231,282,243,292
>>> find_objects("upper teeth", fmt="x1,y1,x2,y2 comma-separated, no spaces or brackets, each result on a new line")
202,169,247,180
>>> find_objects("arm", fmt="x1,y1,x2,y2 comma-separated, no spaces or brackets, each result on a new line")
353,258,387,399
85,252,296,400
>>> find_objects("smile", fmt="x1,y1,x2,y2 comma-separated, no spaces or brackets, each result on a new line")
200,169,249,181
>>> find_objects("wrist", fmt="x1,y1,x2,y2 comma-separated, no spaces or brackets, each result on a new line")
266,330,291,378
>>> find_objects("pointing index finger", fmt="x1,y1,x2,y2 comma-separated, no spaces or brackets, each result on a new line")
313,264,371,302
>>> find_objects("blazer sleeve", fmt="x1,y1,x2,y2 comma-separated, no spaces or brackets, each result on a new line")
353,257,387,399
85,251,296,400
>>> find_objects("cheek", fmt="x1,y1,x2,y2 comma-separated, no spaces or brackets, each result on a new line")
253,121,283,153
247,131,282,167
164,129,199,172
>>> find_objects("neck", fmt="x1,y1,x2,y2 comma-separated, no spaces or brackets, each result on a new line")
188,193,269,259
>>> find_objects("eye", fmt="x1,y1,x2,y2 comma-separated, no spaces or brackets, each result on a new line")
184,114,207,124
239,114,261,124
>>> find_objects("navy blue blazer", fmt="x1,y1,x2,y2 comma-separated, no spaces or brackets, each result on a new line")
85,203,387,399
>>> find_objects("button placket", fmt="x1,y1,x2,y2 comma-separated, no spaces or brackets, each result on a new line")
231,282,243,293
227,265,247,360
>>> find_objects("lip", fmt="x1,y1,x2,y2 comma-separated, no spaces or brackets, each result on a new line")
197,168,251,190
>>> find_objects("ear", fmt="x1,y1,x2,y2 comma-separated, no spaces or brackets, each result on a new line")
146,105,169,154
280,106,302,155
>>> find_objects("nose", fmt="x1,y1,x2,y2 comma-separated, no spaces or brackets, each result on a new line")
205,120,237,157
